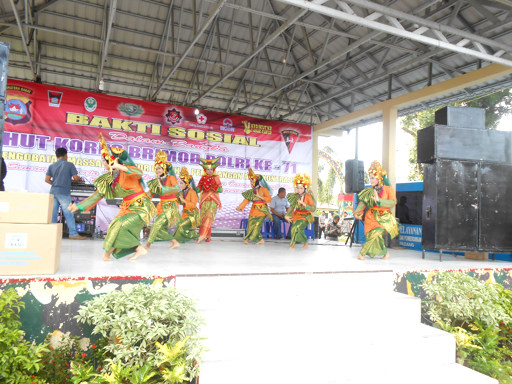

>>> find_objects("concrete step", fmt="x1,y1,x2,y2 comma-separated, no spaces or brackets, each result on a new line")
177,273,495,384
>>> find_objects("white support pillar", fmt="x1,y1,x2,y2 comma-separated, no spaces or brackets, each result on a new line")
382,106,397,188
312,131,319,196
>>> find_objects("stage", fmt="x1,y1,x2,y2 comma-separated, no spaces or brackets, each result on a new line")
4,236,506,278
0,237,505,383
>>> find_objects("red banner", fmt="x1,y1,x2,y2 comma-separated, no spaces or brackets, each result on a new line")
3,80,312,230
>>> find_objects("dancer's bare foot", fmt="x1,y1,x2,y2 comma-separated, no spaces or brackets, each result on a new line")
169,240,180,250
302,242,308,249
256,239,264,245
144,243,151,250
128,246,147,261
289,243,295,250
196,235,205,244
102,248,114,262
381,252,390,260
357,254,366,261
244,239,250,245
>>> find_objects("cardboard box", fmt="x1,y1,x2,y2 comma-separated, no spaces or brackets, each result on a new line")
0,192,54,224
0,223,62,275
465,252,489,261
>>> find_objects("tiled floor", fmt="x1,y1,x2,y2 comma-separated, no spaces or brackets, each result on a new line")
16,236,510,279
1,237,506,383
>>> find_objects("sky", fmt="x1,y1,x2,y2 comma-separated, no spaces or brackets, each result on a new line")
317,113,512,190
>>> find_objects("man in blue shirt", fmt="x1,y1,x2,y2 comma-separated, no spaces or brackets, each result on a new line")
269,187,290,239
45,148,86,240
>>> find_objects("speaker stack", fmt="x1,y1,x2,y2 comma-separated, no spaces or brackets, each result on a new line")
344,159,365,193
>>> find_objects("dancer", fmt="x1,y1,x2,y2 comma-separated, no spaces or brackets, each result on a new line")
196,158,223,243
173,167,200,244
145,151,181,250
236,168,272,245
284,173,316,250
68,134,155,261
353,160,399,260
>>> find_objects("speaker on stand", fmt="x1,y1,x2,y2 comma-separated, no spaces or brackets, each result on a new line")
345,159,365,194
344,159,365,246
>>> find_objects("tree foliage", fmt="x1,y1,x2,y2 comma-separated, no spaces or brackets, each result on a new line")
317,146,341,205
400,89,512,180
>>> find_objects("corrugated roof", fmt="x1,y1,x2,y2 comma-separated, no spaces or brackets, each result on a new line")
1,0,511,127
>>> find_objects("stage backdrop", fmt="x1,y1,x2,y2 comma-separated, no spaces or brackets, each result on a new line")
3,80,312,231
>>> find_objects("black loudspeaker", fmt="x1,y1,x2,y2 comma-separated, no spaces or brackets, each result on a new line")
417,124,511,164
345,159,365,193
434,106,485,129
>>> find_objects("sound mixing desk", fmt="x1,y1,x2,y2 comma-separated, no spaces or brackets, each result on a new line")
63,182,98,237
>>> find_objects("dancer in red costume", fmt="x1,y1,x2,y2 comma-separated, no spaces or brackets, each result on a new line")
196,158,223,243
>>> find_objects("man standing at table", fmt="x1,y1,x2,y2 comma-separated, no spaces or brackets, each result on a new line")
45,148,86,240
269,187,290,239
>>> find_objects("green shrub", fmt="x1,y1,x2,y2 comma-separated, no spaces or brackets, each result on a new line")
0,288,49,383
422,272,512,383
422,271,512,328
76,284,205,380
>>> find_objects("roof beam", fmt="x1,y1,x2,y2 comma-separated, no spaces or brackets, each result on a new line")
315,63,512,133
97,0,117,91
343,0,511,53
190,6,311,105
236,30,382,114
276,0,512,67
151,0,227,101
9,0,37,81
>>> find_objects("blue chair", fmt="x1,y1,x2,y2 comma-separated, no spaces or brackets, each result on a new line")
304,223,315,240
261,219,273,239
240,218,248,235
275,220,288,239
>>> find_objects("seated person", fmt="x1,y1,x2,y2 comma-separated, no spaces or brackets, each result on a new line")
325,215,342,240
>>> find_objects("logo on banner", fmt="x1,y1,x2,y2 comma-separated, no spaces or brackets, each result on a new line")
5,98,32,125
165,108,182,124
48,91,63,107
281,129,300,153
220,118,234,132
196,113,207,124
84,97,97,112
118,103,144,117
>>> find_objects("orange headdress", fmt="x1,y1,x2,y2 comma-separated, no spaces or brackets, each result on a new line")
292,173,312,190
153,151,174,177
248,168,260,181
368,161,389,187
199,157,220,172
98,133,132,166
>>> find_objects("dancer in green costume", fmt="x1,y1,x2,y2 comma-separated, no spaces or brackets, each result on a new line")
236,168,272,245
145,151,181,250
354,160,399,260
285,173,316,250
173,167,200,243
69,134,155,261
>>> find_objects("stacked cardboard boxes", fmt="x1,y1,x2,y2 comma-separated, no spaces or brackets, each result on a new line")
0,192,62,275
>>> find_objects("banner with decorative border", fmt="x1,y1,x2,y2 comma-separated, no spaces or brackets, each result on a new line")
3,80,312,230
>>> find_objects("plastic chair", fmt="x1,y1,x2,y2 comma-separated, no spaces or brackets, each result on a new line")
279,220,288,239
240,218,248,235
304,223,315,240
261,219,273,239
